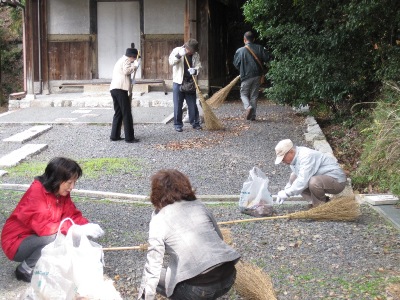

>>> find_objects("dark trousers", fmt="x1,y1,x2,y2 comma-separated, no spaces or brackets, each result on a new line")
110,89,135,141
14,234,57,269
156,267,236,300
173,82,200,129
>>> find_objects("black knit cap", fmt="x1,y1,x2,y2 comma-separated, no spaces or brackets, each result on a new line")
125,48,138,58
184,39,199,53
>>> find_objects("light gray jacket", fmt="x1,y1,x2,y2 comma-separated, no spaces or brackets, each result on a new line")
109,55,136,92
285,146,347,196
168,47,202,84
137,200,240,299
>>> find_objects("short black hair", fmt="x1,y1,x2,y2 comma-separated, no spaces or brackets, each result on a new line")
35,157,82,194
244,31,255,42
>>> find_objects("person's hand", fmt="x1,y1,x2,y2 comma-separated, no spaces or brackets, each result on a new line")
188,68,197,75
79,223,104,238
178,47,187,57
133,60,140,69
276,190,288,205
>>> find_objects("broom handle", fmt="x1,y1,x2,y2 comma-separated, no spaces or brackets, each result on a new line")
103,243,148,251
184,56,201,94
217,215,289,225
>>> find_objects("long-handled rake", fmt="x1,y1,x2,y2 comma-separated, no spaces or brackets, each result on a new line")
184,56,224,131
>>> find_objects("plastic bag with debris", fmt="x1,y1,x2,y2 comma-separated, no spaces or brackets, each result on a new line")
239,167,274,217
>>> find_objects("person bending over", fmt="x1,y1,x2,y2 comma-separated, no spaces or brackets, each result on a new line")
274,139,347,207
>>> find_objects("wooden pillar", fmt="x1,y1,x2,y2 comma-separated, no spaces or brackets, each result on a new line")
25,0,36,99
40,0,49,94
184,0,197,41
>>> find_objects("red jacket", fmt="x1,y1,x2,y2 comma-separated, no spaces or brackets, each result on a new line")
1,180,88,260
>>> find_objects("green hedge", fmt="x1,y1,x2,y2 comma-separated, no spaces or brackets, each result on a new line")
243,0,400,116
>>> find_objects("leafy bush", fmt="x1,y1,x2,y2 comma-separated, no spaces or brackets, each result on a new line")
242,0,400,116
352,83,400,195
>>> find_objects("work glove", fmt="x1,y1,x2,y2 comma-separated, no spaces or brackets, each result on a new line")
76,223,104,238
188,68,197,75
178,47,187,57
276,190,288,205
133,60,140,69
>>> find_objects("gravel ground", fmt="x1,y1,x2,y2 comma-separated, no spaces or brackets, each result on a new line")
1,99,399,299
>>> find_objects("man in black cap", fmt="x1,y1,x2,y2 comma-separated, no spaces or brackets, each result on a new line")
109,48,140,143
168,39,202,132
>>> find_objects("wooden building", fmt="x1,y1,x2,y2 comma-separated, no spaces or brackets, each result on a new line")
17,0,246,99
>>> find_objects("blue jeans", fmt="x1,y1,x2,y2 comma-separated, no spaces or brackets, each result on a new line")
157,268,236,300
173,82,200,129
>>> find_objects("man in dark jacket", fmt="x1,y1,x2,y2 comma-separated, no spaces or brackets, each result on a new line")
233,31,269,121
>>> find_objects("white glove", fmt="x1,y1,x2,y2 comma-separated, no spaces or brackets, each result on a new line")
276,190,288,205
188,68,196,75
79,223,104,238
178,47,187,57
133,60,140,69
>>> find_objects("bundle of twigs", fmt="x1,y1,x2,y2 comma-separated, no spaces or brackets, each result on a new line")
207,75,241,109
218,196,360,225
184,56,224,131
234,261,277,300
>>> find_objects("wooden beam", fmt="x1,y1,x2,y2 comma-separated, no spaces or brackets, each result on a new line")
25,0,35,99
40,0,49,94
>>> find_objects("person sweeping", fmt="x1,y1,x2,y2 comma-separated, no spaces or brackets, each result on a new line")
274,139,347,208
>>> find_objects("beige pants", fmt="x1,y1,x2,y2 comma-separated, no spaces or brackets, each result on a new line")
289,173,346,206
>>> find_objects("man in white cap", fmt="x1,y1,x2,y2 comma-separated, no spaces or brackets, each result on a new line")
274,139,347,207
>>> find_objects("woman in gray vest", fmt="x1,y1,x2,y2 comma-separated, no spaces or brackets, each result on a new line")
137,169,240,300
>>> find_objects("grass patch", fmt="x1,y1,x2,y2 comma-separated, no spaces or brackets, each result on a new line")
4,157,143,180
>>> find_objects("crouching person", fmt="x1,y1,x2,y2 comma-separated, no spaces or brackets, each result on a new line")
137,169,240,300
1,157,104,282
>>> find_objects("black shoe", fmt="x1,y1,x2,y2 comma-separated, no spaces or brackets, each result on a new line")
245,106,254,120
126,138,140,143
193,126,202,130
175,128,183,132
110,137,124,141
15,268,32,283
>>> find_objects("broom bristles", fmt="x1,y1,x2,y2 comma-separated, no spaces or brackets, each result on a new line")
287,196,361,221
198,92,224,130
234,261,277,300
207,75,241,109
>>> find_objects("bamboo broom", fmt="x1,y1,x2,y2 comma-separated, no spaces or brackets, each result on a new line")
220,228,277,299
234,261,277,300
101,196,360,251
184,56,224,131
218,196,360,225
207,75,241,109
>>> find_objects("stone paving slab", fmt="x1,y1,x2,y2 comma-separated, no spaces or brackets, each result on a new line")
0,144,48,167
363,194,399,205
2,125,52,143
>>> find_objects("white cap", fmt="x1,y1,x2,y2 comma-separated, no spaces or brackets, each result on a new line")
274,139,294,164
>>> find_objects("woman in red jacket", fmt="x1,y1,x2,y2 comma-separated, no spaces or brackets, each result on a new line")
1,157,104,282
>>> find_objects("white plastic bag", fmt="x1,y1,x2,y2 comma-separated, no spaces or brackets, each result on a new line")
30,218,113,300
239,167,273,217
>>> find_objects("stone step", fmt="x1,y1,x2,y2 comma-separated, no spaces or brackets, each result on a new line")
0,144,48,167
3,125,52,143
